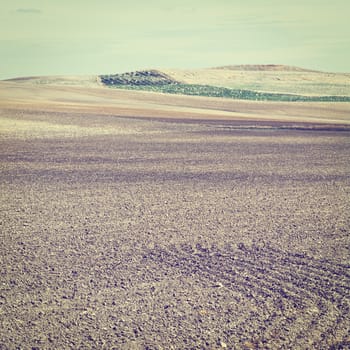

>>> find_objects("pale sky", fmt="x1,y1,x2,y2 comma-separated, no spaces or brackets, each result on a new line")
1,0,349,79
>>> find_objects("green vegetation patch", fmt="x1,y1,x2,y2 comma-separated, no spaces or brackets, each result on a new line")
100,70,178,86
100,74,350,102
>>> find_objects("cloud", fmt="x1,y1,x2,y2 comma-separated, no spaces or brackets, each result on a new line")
15,8,41,14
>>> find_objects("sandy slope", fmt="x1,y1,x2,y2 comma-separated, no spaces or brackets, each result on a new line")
1,80,349,126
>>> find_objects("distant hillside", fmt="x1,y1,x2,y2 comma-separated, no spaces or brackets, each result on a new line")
100,65,350,102
160,65,350,97
213,64,319,72
4,75,100,87
100,70,178,86
4,65,350,101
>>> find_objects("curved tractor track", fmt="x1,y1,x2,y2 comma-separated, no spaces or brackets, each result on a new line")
143,243,350,349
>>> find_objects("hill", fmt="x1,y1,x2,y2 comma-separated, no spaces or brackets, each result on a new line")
4,75,100,87
213,64,319,72
100,65,350,102
160,65,350,98
5,64,350,100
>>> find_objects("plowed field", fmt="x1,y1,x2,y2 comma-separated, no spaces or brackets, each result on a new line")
1,93,349,349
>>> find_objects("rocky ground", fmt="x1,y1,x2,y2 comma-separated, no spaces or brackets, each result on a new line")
1,110,349,349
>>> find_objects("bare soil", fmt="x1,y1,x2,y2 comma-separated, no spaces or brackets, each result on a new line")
1,81,350,125
0,86,350,349
0,82,350,350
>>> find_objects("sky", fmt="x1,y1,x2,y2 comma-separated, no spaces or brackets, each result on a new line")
1,0,349,79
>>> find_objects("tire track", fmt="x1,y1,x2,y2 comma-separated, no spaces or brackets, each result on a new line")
142,243,350,349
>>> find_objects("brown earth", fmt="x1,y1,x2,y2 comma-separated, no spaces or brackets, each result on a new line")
1,80,350,126
0,80,350,349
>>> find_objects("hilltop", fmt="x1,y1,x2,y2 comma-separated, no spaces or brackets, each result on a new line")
4,75,99,87
213,64,319,72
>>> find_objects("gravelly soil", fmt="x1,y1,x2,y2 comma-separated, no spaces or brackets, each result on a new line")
1,110,350,349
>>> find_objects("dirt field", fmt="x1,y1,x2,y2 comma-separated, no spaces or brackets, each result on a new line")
1,83,350,349
1,80,350,125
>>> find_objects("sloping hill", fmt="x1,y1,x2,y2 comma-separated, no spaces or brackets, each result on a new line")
1,76,350,126
100,65,350,102
4,65,350,101
100,70,178,86
213,64,318,72
160,65,350,97
4,75,100,87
